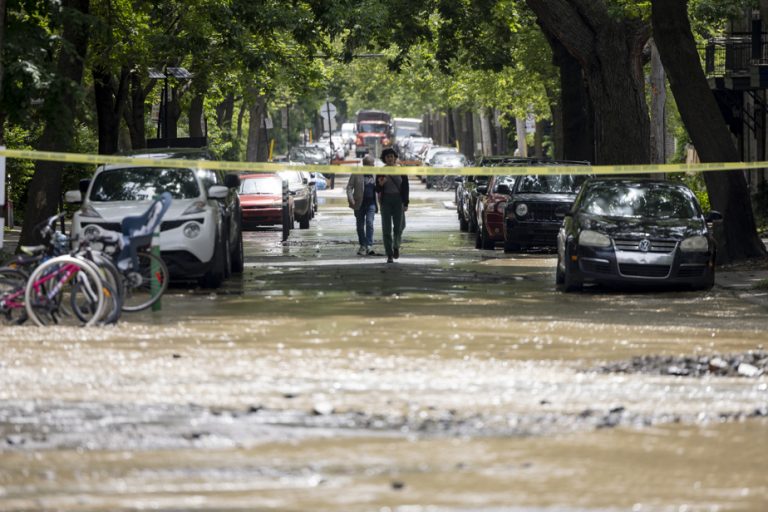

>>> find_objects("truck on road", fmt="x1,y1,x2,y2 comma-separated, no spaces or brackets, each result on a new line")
355,109,392,158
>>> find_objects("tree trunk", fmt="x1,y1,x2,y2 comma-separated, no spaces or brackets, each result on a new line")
20,0,90,246
188,93,205,138
515,117,528,157
123,72,153,149
526,0,650,165
0,0,7,145
544,28,594,162
479,109,492,157
246,94,269,162
216,93,235,129
651,0,767,262
93,64,129,154
649,39,667,165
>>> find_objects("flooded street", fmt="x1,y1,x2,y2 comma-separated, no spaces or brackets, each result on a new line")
1,177,766,511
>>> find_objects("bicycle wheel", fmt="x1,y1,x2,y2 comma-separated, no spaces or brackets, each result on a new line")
72,277,121,325
0,267,28,325
24,256,105,327
75,250,124,324
121,251,169,312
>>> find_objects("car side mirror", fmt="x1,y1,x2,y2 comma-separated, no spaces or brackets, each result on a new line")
224,173,240,189
705,210,723,222
64,190,82,204
208,185,229,199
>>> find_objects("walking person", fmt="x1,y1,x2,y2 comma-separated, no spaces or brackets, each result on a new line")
346,155,378,255
375,148,409,263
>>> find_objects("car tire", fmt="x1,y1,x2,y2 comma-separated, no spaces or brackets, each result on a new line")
503,240,521,253
555,255,565,285
299,211,310,230
200,234,226,289
459,214,469,232
560,250,582,292
231,229,244,273
480,224,495,250
468,212,478,234
282,206,291,242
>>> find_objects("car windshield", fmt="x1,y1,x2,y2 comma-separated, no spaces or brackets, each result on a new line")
289,147,326,163
432,153,467,165
515,174,587,194
89,167,200,201
580,184,698,219
493,175,516,192
358,122,387,133
240,177,282,195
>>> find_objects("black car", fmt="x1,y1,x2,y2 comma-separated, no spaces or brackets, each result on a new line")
556,178,721,292
503,172,589,252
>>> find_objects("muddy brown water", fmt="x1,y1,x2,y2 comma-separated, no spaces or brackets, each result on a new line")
1,177,766,510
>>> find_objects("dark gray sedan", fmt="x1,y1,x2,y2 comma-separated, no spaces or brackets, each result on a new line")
556,178,721,292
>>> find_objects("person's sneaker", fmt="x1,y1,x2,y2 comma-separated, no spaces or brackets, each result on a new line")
356,245,366,256
386,256,394,263
366,247,376,256
393,247,400,259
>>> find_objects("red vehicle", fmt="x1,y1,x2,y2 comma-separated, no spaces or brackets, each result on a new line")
355,109,392,158
475,174,517,250
238,174,293,238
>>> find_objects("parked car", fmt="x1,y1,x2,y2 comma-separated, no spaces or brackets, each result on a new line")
66,148,243,288
278,170,313,229
556,178,721,292
503,171,589,252
289,146,330,165
425,152,468,190
238,174,293,233
475,174,518,250
456,175,490,233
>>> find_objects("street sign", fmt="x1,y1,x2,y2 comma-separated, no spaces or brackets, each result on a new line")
319,102,337,120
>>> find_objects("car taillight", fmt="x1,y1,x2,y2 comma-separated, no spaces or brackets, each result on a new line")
383,138,390,146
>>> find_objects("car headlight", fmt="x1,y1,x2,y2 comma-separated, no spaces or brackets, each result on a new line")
495,201,507,213
579,230,612,248
515,203,528,217
83,224,101,241
183,222,201,239
79,204,102,218
183,200,207,215
680,235,708,252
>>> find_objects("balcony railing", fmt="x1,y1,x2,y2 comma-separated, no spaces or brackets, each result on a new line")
703,32,768,78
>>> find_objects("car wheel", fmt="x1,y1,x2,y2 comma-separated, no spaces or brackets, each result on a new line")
503,240,521,253
468,213,478,234
480,224,495,250
458,213,469,232
200,234,226,288
282,205,291,242
560,250,582,292
223,232,232,278
555,254,565,285
299,211,310,229
231,229,244,273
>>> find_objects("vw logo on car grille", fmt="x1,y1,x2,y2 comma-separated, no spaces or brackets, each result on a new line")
638,239,651,252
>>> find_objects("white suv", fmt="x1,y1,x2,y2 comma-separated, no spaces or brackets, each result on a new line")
66,149,243,288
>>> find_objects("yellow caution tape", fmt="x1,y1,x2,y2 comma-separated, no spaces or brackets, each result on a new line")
1,148,767,177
